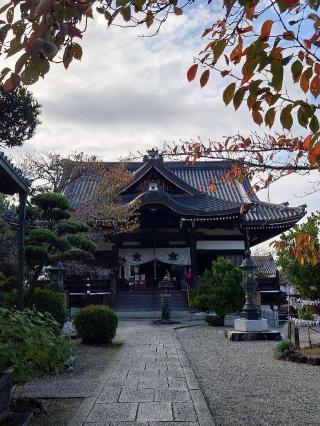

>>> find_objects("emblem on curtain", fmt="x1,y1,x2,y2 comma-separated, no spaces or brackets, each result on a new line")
132,252,142,262
168,251,178,261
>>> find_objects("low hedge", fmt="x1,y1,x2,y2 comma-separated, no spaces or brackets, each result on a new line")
6,288,67,325
74,305,118,344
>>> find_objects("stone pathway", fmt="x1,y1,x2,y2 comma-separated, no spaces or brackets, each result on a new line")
70,322,214,425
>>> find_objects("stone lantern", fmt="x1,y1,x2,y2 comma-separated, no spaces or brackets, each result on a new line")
239,251,260,320
48,262,65,293
227,251,281,341
158,271,174,321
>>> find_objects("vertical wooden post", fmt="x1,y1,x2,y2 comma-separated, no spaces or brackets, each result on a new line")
190,225,197,287
17,191,27,310
112,237,120,295
294,325,300,349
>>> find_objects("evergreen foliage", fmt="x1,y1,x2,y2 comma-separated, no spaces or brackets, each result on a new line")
0,308,71,383
6,288,67,325
190,258,244,316
276,213,320,299
74,305,118,345
0,86,41,148
25,192,96,291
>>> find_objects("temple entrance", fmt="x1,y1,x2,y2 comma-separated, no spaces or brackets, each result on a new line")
118,249,189,292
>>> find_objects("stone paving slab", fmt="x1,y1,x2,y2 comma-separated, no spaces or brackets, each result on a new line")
69,322,214,425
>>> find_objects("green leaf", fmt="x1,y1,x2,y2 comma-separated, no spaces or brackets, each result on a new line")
233,88,245,110
280,105,293,130
63,45,74,70
213,39,227,60
73,43,83,61
265,107,276,128
291,60,303,82
297,106,309,128
223,82,236,106
0,3,10,14
271,60,283,92
20,65,39,85
134,0,146,11
121,6,131,21
309,115,319,133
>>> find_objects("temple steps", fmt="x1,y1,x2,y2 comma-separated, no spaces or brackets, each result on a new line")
115,291,189,312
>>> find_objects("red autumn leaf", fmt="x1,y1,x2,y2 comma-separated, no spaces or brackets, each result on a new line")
221,70,230,77
187,64,198,82
245,5,255,20
3,77,14,92
67,24,83,39
260,20,273,41
252,110,263,126
257,152,263,163
200,69,210,87
230,39,243,64
310,75,320,98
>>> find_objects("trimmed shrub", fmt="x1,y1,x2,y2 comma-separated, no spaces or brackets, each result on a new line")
74,305,118,344
276,340,293,353
190,258,244,316
0,308,72,383
205,315,225,326
6,288,67,325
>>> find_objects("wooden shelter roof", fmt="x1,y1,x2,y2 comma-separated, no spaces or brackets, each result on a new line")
0,151,30,194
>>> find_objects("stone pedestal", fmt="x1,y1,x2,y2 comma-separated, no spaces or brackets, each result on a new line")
227,318,281,341
160,294,171,321
235,318,268,332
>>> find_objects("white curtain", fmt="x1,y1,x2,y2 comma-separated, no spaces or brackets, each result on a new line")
119,249,154,266
119,247,191,266
156,247,191,265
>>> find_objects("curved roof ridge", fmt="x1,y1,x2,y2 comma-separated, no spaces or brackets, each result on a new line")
128,185,242,217
119,158,201,196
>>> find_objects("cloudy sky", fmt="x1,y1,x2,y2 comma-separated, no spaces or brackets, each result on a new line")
8,3,319,244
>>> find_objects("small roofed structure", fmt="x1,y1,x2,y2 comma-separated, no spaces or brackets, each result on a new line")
252,254,286,307
0,151,31,309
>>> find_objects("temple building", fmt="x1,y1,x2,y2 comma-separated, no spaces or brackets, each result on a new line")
63,149,306,308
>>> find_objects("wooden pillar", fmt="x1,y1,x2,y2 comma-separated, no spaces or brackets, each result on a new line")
112,237,120,290
17,191,27,310
190,225,198,286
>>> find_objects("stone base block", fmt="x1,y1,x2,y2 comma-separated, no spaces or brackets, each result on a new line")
226,330,282,341
234,318,268,332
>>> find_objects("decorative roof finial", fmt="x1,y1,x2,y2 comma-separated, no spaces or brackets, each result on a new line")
143,148,163,163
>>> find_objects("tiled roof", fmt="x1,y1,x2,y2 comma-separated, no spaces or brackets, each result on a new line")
63,157,306,225
0,151,31,194
252,255,277,278
126,186,241,216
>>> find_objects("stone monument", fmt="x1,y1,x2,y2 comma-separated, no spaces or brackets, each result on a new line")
227,251,281,341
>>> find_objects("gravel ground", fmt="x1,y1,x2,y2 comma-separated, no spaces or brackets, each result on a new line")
31,398,83,426
15,340,123,398
176,325,320,426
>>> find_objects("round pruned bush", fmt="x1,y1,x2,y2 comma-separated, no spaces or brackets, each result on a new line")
6,288,67,325
74,305,118,344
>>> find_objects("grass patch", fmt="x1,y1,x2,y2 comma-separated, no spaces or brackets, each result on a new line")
108,341,123,351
